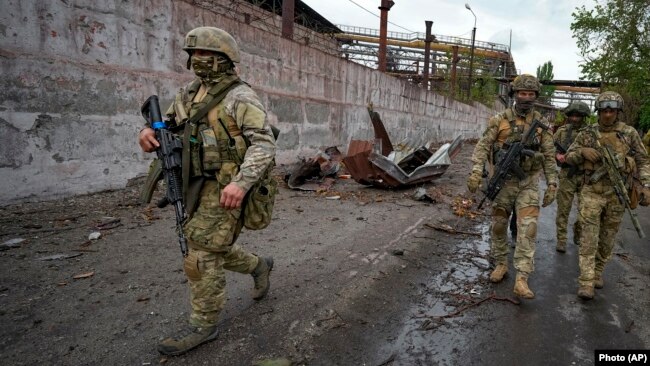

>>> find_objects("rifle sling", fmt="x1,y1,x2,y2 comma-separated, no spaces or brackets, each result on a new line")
181,77,243,207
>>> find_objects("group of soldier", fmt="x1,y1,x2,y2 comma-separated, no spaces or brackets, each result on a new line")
468,74,650,301
135,25,650,357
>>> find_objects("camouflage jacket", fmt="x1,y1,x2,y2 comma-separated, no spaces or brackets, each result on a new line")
643,129,650,154
553,122,583,168
164,77,277,193
566,122,650,185
470,108,558,185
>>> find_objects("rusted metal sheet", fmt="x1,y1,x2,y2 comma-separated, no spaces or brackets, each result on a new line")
343,106,463,188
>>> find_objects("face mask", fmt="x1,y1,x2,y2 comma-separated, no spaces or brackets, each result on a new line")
567,115,584,126
191,54,232,82
514,98,535,115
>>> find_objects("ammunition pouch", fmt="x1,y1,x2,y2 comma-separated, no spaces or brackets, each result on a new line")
243,165,278,230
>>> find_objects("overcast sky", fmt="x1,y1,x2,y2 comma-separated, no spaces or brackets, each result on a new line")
302,0,595,80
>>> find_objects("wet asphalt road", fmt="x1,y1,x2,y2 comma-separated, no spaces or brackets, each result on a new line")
425,191,650,365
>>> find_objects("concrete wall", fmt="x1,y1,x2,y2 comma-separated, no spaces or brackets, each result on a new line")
0,0,493,205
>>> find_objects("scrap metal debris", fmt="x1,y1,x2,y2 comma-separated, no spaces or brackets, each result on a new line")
343,104,463,188
424,222,482,237
286,147,343,191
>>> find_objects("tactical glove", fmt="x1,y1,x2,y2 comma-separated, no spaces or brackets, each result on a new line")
581,147,601,163
641,186,650,207
467,171,482,193
542,184,557,207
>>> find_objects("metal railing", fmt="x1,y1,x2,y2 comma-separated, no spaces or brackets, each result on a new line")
337,24,510,53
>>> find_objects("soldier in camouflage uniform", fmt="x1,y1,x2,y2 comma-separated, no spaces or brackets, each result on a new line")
565,91,650,300
138,27,277,355
468,74,558,299
553,101,590,253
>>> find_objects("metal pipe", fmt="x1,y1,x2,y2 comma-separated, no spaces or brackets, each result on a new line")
282,0,295,39
377,0,394,71
451,45,459,97
423,20,433,89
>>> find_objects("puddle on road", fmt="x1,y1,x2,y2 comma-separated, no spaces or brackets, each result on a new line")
387,222,492,364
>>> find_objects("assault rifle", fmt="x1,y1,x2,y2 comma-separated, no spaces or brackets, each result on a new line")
554,141,578,178
587,127,645,238
478,119,548,209
141,95,189,257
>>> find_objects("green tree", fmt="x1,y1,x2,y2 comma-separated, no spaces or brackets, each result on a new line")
571,0,650,130
536,61,556,103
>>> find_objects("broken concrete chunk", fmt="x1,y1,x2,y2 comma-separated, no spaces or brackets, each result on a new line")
88,232,101,240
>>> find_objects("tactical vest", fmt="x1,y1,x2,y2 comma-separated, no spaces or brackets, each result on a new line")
177,78,249,185
172,76,278,230
492,108,545,173
582,122,636,176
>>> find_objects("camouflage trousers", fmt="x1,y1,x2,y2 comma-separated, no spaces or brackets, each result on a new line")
556,170,582,246
182,180,259,328
576,182,625,287
491,174,540,275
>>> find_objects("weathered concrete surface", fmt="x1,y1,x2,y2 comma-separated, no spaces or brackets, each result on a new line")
0,0,494,205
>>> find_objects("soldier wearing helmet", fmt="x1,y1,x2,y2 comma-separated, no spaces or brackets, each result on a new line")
138,27,277,355
467,74,558,299
552,101,590,253
565,91,650,300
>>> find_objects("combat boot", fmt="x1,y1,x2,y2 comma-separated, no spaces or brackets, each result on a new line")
513,273,534,299
556,242,566,253
594,274,604,289
252,256,274,300
577,285,594,300
489,263,508,283
157,325,218,356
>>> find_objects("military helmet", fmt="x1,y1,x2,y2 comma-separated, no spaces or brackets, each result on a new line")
510,74,541,96
563,101,590,116
182,27,241,63
594,91,623,111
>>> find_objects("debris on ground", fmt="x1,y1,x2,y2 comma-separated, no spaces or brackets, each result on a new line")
412,187,436,203
285,147,343,191
424,222,482,237
1,238,26,250
451,195,479,219
343,104,464,188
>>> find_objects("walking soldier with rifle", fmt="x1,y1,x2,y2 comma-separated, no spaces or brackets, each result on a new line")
138,27,277,355
467,74,558,299
565,91,650,300
553,101,590,253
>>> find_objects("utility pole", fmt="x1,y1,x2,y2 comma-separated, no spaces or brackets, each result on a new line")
465,3,477,99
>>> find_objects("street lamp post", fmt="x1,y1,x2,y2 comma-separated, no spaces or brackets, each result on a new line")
465,3,477,100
